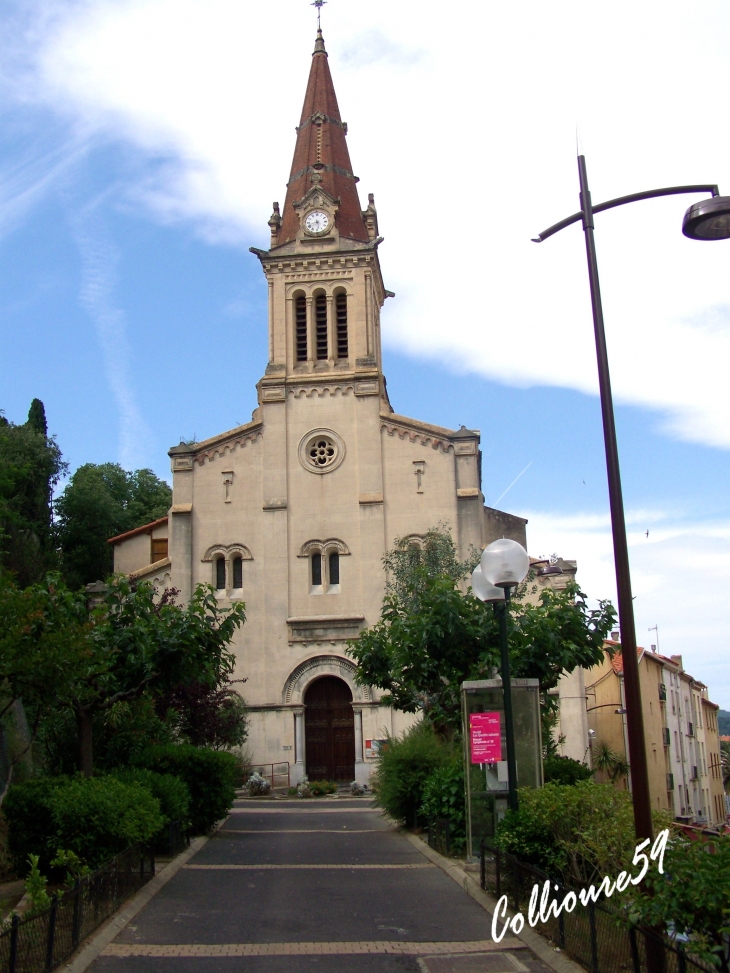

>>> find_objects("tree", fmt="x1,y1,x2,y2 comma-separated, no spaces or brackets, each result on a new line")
55,463,172,588
0,573,246,776
0,403,66,586
347,527,616,733
155,677,249,750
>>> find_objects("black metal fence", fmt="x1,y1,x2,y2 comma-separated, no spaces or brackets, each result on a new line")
0,842,155,973
427,817,453,857
154,819,190,859
480,842,718,973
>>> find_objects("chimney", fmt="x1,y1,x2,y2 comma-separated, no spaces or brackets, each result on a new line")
611,630,620,641
670,654,683,669
651,644,656,652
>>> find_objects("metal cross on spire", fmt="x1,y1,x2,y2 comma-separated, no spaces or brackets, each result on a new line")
311,0,326,30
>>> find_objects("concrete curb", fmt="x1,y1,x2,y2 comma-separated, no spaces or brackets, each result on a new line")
404,833,586,973
62,833,210,973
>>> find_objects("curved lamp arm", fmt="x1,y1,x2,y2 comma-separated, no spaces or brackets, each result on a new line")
532,183,719,242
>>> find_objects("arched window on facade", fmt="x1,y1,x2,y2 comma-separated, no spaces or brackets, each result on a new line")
328,551,340,587
295,294,307,362
315,293,328,360
311,552,323,588
335,292,348,359
232,556,243,589
215,557,226,590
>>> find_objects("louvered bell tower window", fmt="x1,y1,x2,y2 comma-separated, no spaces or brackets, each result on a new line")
295,295,307,361
335,293,348,358
315,294,328,359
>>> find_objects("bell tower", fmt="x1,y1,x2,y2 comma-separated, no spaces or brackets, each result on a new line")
251,29,393,404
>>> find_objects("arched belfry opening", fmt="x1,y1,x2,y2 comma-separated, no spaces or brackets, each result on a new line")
304,676,355,781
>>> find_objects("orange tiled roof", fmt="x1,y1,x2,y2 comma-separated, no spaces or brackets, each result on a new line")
107,516,168,545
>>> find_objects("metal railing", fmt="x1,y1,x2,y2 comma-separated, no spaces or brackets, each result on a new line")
154,819,190,858
427,818,453,857
479,842,717,973
243,762,290,790
0,842,155,973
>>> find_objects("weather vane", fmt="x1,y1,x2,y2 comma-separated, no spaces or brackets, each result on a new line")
311,0,326,30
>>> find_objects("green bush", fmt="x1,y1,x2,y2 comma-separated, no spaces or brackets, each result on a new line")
309,780,337,796
110,768,191,828
542,755,593,786
495,780,670,887
134,744,237,834
4,775,164,872
420,758,466,853
4,777,68,872
371,722,451,826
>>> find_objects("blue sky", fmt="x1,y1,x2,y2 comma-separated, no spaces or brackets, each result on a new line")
1,0,729,705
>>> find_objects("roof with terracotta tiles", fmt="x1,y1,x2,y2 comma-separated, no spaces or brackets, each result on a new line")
107,516,168,545
277,30,369,247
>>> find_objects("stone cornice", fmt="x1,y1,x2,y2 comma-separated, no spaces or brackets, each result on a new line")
380,412,480,453
190,419,263,467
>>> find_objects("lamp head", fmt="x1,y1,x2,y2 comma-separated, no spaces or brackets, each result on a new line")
471,565,505,603
481,538,530,588
682,195,730,241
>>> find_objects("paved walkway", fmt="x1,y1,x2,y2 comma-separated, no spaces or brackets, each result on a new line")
90,798,555,973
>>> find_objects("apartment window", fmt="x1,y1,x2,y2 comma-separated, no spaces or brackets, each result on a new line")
215,557,226,590
232,556,243,589
315,294,328,359
335,292,348,358
295,295,307,361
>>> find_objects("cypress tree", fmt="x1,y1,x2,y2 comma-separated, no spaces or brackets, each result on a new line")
26,399,48,436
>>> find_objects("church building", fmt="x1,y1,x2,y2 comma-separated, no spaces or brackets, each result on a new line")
110,28,528,786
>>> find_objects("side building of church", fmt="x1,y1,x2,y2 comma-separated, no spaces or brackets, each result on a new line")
110,29,531,785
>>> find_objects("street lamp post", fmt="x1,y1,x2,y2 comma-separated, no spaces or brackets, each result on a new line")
472,538,530,813
533,156,730,842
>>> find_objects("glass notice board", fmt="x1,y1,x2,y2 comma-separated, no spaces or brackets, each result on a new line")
461,678,542,860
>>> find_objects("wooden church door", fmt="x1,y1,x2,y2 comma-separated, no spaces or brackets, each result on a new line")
304,676,355,781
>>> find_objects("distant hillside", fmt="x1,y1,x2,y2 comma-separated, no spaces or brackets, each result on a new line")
718,709,730,736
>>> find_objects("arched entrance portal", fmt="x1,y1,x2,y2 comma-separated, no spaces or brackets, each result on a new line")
304,676,355,781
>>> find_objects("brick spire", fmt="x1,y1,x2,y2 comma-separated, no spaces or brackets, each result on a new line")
277,30,369,247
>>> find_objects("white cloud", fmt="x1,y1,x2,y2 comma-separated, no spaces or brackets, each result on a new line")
2,0,729,449
525,508,730,709
73,206,152,468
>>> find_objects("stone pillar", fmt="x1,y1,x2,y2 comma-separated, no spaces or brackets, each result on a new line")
353,707,368,785
292,708,305,784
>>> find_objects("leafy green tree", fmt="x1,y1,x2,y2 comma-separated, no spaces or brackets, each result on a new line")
348,529,616,733
55,463,171,587
0,404,66,585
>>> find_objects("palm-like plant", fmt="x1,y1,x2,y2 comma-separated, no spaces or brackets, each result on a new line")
592,742,630,783
721,741,730,793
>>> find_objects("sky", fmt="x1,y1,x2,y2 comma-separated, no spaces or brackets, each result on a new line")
1,0,729,705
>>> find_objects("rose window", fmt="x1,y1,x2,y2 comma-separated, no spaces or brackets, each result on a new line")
298,428,346,474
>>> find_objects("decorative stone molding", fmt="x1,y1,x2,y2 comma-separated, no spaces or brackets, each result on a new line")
171,455,194,471
381,421,452,453
195,429,262,466
282,654,371,705
286,614,365,643
201,544,253,563
298,428,346,474
298,538,351,557
170,503,193,514
261,386,285,401
289,385,354,399
355,381,379,396
456,488,480,498
358,493,383,505
263,499,287,510
454,441,477,455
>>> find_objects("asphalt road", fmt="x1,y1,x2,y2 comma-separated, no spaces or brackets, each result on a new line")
90,797,554,973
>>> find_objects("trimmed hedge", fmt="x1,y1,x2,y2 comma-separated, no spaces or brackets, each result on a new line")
371,722,452,826
543,755,593,786
134,745,237,834
110,768,191,828
4,775,164,873
420,759,466,853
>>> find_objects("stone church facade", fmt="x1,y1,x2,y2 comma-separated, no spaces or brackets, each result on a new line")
110,29,528,785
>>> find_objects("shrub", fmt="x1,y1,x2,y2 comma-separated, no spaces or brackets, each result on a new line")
4,775,164,872
109,768,191,827
134,744,237,834
309,780,337,796
543,755,593,786
420,758,466,853
245,772,271,796
47,776,164,867
495,780,670,886
296,776,311,798
371,722,451,826
4,777,68,872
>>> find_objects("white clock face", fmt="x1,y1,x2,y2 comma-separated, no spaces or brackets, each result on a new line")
305,210,330,234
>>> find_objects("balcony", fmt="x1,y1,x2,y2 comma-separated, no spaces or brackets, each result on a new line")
687,722,694,737
659,683,667,701
662,727,671,747
667,773,674,791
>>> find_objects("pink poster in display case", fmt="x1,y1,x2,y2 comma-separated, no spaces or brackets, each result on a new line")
469,711,502,763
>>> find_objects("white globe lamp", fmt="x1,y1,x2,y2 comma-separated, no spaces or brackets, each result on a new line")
481,538,530,589
470,564,505,603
